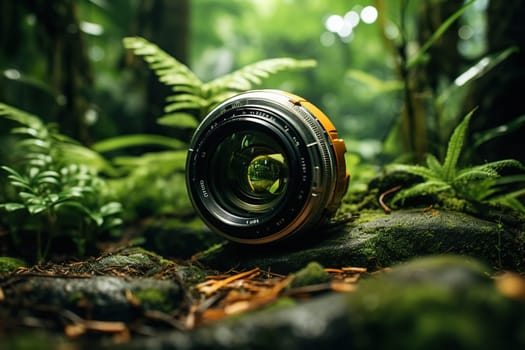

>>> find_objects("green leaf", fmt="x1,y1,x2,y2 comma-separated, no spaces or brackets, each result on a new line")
11,127,40,137
18,138,50,149
0,103,43,129
92,134,186,153
99,202,122,216
442,108,477,181
158,113,199,128
1,165,24,179
0,203,26,212
476,159,525,174
28,204,47,215
8,180,33,191
473,114,525,149
346,69,403,93
164,101,203,113
425,154,443,176
388,164,439,180
391,181,451,206
123,36,202,87
204,58,317,95
407,0,475,69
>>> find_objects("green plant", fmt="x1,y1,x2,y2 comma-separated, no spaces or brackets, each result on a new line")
122,36,317,129
0,103,122,262
89,37,318,220
388,109,525,212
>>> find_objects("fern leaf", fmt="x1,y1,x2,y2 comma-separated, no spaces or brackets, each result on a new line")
388,164,440,180
442,108,477,181
123,36,202,88
203,58,316,96
454,168,499,183
425,154,443,177
391,181,451,206
157,113,200,128
476,159,525,174
0,103,43,129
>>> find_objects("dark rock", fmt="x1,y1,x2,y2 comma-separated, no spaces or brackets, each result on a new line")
2,276,186,322
110,256,525,350
198,210,525,273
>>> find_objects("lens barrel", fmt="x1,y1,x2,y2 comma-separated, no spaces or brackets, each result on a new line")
186,90,349,244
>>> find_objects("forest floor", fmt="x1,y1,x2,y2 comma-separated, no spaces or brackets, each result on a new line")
1,208,525,349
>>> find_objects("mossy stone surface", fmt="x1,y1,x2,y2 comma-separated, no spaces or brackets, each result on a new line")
112,256,525,350
198,210,524,273
289,261,331,288
2,276,186,322
0,256,27,274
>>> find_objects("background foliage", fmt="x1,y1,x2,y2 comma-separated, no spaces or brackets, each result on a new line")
0,0,524,260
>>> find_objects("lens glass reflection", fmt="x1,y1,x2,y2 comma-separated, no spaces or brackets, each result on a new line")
211,130,289,215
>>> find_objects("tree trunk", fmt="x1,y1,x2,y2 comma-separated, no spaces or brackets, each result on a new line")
467,0,525,162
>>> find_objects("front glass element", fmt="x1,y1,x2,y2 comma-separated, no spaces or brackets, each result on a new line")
210,130,289,215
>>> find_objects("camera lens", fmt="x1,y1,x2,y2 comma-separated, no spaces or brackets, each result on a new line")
186,90,349,244
210,130,289,215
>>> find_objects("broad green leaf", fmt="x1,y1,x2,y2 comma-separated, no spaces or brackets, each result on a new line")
453,47,518,87
92,134,186,153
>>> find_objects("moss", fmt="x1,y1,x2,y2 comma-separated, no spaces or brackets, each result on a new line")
67,291,85,304
134,288,177,313
289,262,331,288
0,257,27,274
346,256,525,349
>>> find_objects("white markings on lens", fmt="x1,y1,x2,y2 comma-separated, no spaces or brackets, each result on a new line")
199,179,209,197
307,141,318,147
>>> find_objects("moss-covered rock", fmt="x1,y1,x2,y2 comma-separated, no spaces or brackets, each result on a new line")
112,256,525,350
289,262,331,288
198,210,525,273
347,256,525,350
0,256,27,274
1,276,186,322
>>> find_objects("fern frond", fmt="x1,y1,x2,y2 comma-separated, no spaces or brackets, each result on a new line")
391,181,451,206
488,187,525,212
0,103,43,129
425,154,443,176
157,113,199,128
388,163,440,180
123,36,202,88
203,58,317,96
454,168,498,183
442,108,476,181
476,159,525,174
